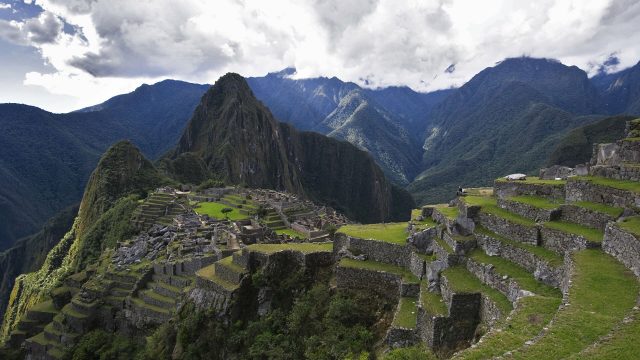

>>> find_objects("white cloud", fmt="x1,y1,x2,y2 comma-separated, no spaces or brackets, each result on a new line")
0,3,11,10
2,0,640,112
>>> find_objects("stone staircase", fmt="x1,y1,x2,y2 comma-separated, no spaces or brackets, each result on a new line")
195,250,248,313
132,192,185,229
262,208,287,230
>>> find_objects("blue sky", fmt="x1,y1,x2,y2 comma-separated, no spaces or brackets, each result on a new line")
1,0,640,113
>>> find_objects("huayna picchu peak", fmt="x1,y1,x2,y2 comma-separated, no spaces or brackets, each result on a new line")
170,73,414,224
3,4,640,358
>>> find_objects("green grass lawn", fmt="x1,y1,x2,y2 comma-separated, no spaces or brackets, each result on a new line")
468,250,561,298
508,195,563,210
195,264,238,291
247,242,333,254
618,216,640,236
194,202,248,220
421,282,447,316
454,295,562,360
275,228,307,239
464,196,537,227
339,258,419,283
507,249,640,359
435,236,453,254
337,222,409,245
572,201,625,218
573,176,640,194
571,307,640,360
393,297,418,329
474,226,563,267
435,204,459,220
496,176,566,186
543,221,604,243
442,266,513,315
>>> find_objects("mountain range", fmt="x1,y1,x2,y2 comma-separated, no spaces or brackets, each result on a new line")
2,57,640,255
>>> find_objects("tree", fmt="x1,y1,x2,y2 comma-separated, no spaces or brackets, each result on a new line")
221,208,233,219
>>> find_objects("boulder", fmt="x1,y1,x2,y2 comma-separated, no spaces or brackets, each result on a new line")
505,173,527,181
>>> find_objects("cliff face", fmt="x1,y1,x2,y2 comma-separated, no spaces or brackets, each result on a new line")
0,141,162,340
172,73,414,223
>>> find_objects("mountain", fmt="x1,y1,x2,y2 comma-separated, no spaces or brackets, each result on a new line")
592,61,640,115
0,80,207,251
409,57,603,204
171,73,414,223
547,115,636,166
0,205,77,325
1,141,162,337
247,69,448,185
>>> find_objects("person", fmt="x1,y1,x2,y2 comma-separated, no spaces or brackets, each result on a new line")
456,186,464,196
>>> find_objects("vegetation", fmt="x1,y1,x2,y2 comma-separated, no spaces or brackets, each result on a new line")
508,195,562,209
247,242,333,254
468,250,561,298
434,205,459,220
384,344,437,359
547,115,634,166
463,196,537,227
339,258,419,283
393,297,418,329
474,226,563,266
572,308,640,359
508,249,640,358
572,201,624,218
421,284,447,316
543,221,604,243
274,228,306,239
338,223,409,245
69,329,142,360
453,295,562,359
573,176,640,194
618,216,640,236
442,266,513,314
194,202,248,221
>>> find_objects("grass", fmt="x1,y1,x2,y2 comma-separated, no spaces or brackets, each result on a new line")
247,242,333,254
416,253,437,262
421,282,447,316
464,196,536,227
618,216,640,237
442,266,513,315
508,195,563,210
194,202,249,220
507,249,640,359
496,176,566,186
435,236,453,254
337,222,409,245
474,226,564,267
464,187,494,196
339,258,419,283
30,300,58,314
543,221,604,243
218,256,246,273
131,297,170,314
468,250,562,298
275,228,307,239
393,297,418,329
61,304,87,319
571,307,640,359
573,176,640,194
453,295,562,360
435,204,459,220
572,201,624,218
195,264,239,291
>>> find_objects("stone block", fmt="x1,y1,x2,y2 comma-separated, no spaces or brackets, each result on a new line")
603,224,640,277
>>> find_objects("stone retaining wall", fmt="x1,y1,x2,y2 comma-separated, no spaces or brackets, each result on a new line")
475,232,564,288
442,232,477,255
214,263,245,284
409,227,437,253
477,212,539,245
590,165,640,182
479,293,503,327
409,252,428,279
494,180,565,200
559,204,616,230
540,227,600,255
337,235,411,267
466,258,524,303
498,198,560,222
386,326,418,348
335,265,401,300
603,224,640,277
566,179,640,208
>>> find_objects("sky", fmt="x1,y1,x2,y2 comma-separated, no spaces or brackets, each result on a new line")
0,0,640,113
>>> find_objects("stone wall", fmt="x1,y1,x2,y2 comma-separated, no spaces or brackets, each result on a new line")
479,293,503,328
466,258,525,303
590,163,640,182
566,179,640,208
494,180,565,200
559,204,616,230
477,212,539,245
475,232,564,288
540,227,600,255
409,227,437,253
603,224,640,277
386,326,418,348
442,232,477,255
337,235,412,267
497,198,560,222
619,139,640,163
409,252,427,279
335,265,402,300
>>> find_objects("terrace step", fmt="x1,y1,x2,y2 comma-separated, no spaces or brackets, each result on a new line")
497,196,562,222
151,281,182,298
140,289,175,309
386,297,420,348
565,176,640,209
494,177,566,200
442,231,476,255
466,249,562,303
539,221,603,255
474,226,565,288
214,257,248,285
559,202,624,230
152,274,193,288
336,258,420,298
195,264,241,295
432,236,464,266
130,297,172,323
505,249,639,358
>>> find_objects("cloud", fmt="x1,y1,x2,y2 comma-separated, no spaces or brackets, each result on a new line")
3,0,640,112
0,3,11,10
